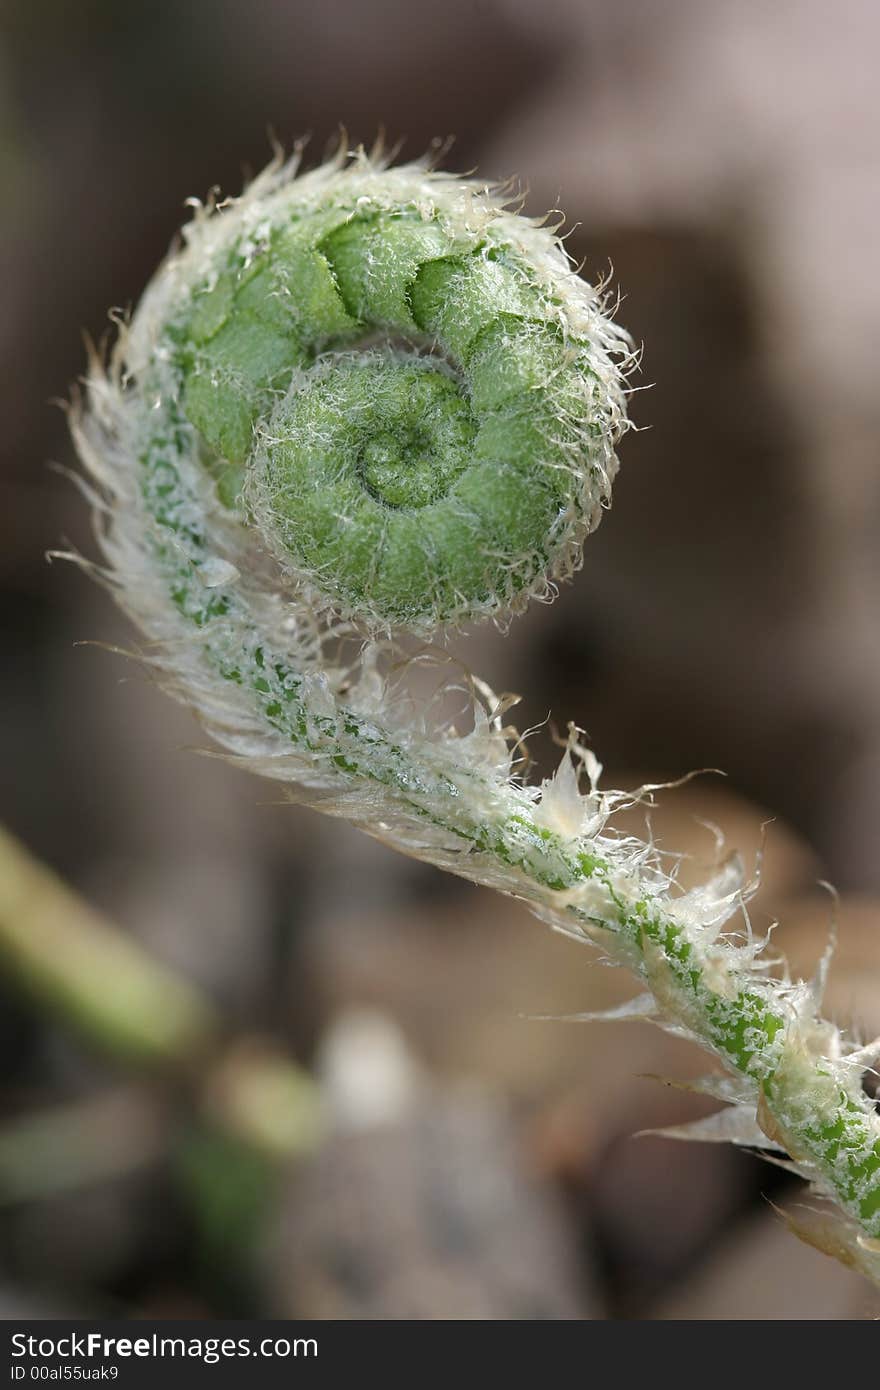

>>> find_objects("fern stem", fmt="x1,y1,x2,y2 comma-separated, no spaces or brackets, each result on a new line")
71,146,880,1279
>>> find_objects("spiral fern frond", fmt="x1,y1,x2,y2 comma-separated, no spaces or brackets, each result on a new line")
71,146,880,1284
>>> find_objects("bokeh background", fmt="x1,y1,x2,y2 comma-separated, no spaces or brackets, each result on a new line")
2,0,880,1319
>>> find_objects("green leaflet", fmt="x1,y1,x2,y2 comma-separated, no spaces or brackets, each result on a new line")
171,205,605,628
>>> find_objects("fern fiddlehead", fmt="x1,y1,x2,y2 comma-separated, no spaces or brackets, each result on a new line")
72,148,880,1280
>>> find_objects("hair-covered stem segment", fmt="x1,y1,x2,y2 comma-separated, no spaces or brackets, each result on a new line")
75,150,880,1279
114,388,880,1245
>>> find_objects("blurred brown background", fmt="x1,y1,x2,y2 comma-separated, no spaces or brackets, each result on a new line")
1,0,879,1320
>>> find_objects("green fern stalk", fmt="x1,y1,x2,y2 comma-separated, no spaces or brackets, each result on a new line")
71,147,880,1281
